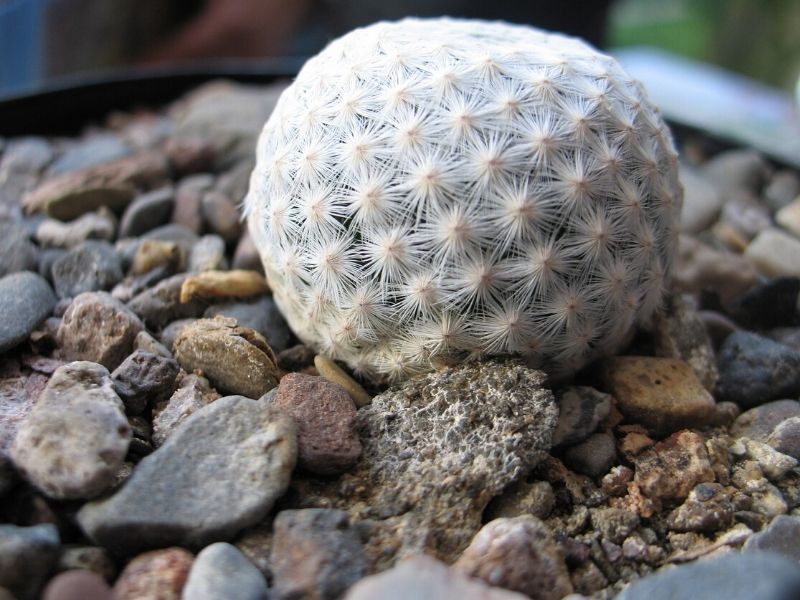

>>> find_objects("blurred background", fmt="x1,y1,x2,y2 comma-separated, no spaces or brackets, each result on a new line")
1,0,799,96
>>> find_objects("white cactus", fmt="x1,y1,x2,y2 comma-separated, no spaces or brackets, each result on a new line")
245,18,682,382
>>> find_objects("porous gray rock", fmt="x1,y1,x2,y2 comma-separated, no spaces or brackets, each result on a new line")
0,271,56,353
666,482,735,533
10,361,131,500
51,240,122,298
77,395,297,555
182,543,268,600
0,523,60,600
589,507,640,544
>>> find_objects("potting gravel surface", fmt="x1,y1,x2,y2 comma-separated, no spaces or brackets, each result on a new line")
1,79,800,600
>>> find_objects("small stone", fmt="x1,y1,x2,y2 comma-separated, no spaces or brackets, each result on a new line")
716,191,772,242
57,546,116,581
634,430,715,503
701,149,771,193
272,373,361,475
0,223,39,277
201,190,241,242
569,560,608,596
42,570,112,600
746,228,800,278
743,514,800,561
160,319,195,352
601,356,716,435
485,480,556,521
589,508,640,544
764,170,800,212
742,439,798,480
173,317,279,399
77,396,296,555
0,523,60,600
47,134,131,177
140,223,199,257
776,196,800,238
58,292,144,370
51,241,122,299
666,482,734,533
182,543,267,600
232,524,273,580
727,277,800,329
271,509,368,600
179,270,269,303
277,344,316,372
35,210,116,249
751,482,789,517
698,310,740,348
766,417,800,460
111,350,180,415
551,386,611,447
187,234,227,273
164,137,216,175
313,355,371,408
152,374,220,447
731,399,800,441
616,551,800,600
117,187,174,238
563,433,617,479
601,466,634,497
678,167,723,233
112,548,193,600
0,137,53,174
232,232,262,272
127,274,206,331
134,330,172,358
208,299,294,355
0,271,56,353
716,332,800,408
10,362,131,500
130,240,182,277
171,175,212,234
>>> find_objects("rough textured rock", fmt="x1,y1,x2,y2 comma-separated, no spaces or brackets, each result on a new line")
272,373,361,475
57,292,144,371
602,356,716,435
563,433,617,478
589,507,640,544
270,509,368,600
0,223,39,277
453,516,573,600
716,331,800,408
182,543,268,600
152,373,220,447
344,555,528,600
42,570,112,600
111,350,180,415
10,362,130,500
551,386,611,447
204,296,294,353
0,523,60,600
127,273,207,331
173,317,280,399
666,482,735,533
766,416,800,460
288,360,557,568
51,240,122,299
57,545,116,582
112,548,193,600
77,396,296,555
0,271,56,353
743,514,800,561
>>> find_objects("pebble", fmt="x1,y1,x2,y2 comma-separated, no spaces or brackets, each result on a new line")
232,231,262,272
51,240,122,299
715,331,800,408
701,148,771,193
204,296,294,353
344,554,528,600
634,430,715,503
727,277,800,329
112,548,193,600
270,509,368,600
111,350,180,415
47,134,131,176
173,317,280,399
179,269,269,303
41,570,112,600
36,209,117,249
0,137,53,175
57,291,144,370
127,273,207,330
766,417,800,460
163,137,216,175
741,439,797,480
764,170,800,212
453,516,573,600
563,433,617,479
159,318,195,351
171,174,212,234
201,190,241,242
0,223,39,277
0,271,56,353
182,542,268,600
730,399,800,441
775,196,800,237
678,166,723,233
140,223,199,257
151,373,221,447
743,514,800,561
716,191,772,242
272,373,361,475
484,480,556,521
277,344,316,372
117,187,174,238
313,355,371,408
77,396,296,555
57,546,116,581
745,228,800,277
616,551,800,600
187,234,227,272
0,523,60,600
128,240,181,278
134,330,172,358
551,386,611,447
601,356,716,435
10,361,131,500
666,482,734,533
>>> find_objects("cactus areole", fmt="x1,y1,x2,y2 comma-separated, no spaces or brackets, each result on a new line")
245,18,683,382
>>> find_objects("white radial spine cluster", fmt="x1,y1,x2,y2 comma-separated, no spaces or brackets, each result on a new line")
245,18,683,382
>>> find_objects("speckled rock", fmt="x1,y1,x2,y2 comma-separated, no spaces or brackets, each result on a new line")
187,234,227,272
111,350,180,415
589,507,640,544
118,187,174,238
112,548,193,600
551,386,611,447
272,373,361,475
10,361,131,500
77,396,296,555
727,277,800,329
453,516,572,600
742,438,797,480
716,332,800,408
57,292,143,370
204,296,294,353
666,482,735,533
731,399,800,441
127,273,207,331
0,524,59,600
173,317,280,399
51,240,122,299
42,570,112,600
0,271,56,353
344,555,527,600
746,228,800,277
563,433,617,479
182,543,267,600
36,210,116,249
0,223,39,277
602,356,716,435
152,373,220,447
766,417,800,460
485,480,556,522
743,514,800,561
271,509,368,600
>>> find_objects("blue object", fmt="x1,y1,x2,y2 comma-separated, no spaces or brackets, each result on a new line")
0,0,45,96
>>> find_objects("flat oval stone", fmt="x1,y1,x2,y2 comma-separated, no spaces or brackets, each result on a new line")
0,271,56,353
182,543,267,600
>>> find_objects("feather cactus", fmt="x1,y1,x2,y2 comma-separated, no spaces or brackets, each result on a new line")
245,18,683,382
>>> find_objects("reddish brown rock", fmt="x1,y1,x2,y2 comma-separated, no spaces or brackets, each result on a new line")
273,373,361,475
112,548,193,600
42,570,112,600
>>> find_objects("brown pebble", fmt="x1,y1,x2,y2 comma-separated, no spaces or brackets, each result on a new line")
113,548,193,600
131,240,181,276
179,270,270,304
313,355,371,408
43,570,112,600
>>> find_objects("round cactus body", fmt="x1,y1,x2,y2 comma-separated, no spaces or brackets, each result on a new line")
245,18,682,382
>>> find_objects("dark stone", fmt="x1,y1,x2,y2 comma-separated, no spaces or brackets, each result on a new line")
117,187,175,238
0,523,60,600
51,240,122,299
111,350,180,415
0,271,56,353
127,274,207,331
563,433,617,479
728,277,800,329
276,345,316,372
